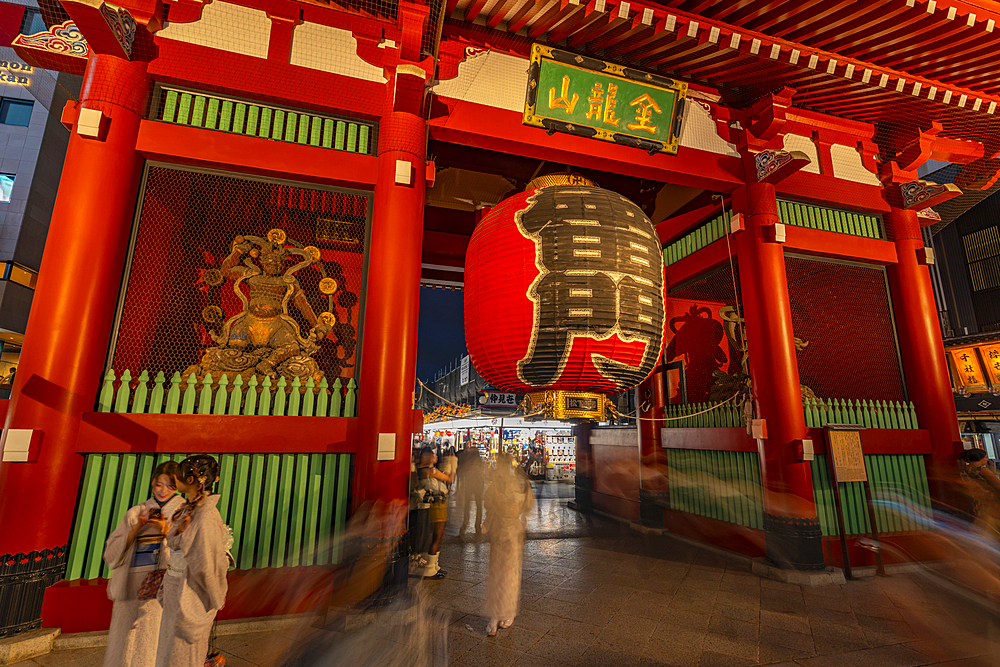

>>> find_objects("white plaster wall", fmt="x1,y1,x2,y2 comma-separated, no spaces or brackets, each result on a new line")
782,133,820,174
831,143,881,186
159,2,270,59
678,99,739,157
432,50,528,113
290,24,386,83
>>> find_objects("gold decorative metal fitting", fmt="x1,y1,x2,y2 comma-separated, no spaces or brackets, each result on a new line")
304,245,322,263
202,305,224,323
319,277,338,295
267,228,287,245
524,390,609,421
203,268,224,286
318,311,336,326
526,173,597,190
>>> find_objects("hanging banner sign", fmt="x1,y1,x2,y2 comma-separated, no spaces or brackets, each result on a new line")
460,355,470,386
976,344,1000,388
523,44,687,155
948,346,989,392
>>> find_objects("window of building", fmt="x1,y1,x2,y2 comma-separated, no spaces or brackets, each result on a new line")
0,174,14,202
20,9,45,35
0,99,32,127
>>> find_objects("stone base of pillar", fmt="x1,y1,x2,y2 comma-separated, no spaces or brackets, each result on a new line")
0,546,67,638
574,476,593,514
762,513,825,571
639,488,668,527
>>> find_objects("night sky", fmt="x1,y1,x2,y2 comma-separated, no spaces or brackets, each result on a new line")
416,286,467,381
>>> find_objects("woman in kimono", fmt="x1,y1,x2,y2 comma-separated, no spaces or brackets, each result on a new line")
103,461,186,667
482,454,535,636
155,455,231,667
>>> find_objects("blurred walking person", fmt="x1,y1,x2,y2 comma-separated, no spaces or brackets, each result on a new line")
415,447,453,578
960,448,1000,538
482,454,535,636
457,441,485,535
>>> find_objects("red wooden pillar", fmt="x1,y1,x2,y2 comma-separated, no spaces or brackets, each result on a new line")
0,55,150,630
734,183,824,570
355,110,426,511
883,207,962,498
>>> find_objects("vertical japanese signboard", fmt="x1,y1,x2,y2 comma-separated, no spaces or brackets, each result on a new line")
827,430,867,482
948,346,989,392
523,44,687,155
977,344,1000,389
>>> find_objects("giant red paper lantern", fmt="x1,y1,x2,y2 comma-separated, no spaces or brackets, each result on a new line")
465,176,665,417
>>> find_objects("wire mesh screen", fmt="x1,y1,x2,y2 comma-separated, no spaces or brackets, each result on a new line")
108,166,369,395
664,262,744,405
785,255,905,402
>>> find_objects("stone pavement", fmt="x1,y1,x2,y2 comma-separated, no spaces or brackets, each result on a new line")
9,482,999,666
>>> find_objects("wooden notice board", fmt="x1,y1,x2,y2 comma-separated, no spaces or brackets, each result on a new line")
828,430,867,482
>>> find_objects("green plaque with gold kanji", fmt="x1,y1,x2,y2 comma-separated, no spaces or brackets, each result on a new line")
523,44,687,155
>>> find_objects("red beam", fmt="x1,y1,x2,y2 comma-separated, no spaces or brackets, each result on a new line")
429,98,743,191
446,0,462,19
136,121,378,190
486,0,520,28
76,412,363,453
660,427,757,452
465,0,491,22
568,0,629,47
781,225,898,266
527,0,578,38
806,428,933,455
657,201,727,245
506,0,546,34
546,0,602,42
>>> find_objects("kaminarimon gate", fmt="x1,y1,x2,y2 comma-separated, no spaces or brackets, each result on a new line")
0,0,987,637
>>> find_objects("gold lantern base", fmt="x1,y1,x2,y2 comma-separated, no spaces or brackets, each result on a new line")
524,390,611,422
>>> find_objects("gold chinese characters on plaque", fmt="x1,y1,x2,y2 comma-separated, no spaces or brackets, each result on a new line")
828,430,867,482
948,346,989,392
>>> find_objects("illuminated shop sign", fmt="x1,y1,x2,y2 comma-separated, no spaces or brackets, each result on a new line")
523,44,687,155
0,61,31,86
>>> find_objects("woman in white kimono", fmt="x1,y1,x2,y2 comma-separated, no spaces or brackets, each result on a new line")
103,461,186,667
482,454,535,636
155,455,231,667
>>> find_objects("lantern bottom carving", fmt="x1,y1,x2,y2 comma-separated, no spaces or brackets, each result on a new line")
524,390,612,422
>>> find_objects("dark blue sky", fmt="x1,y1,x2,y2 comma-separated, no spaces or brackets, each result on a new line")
416,286,466,381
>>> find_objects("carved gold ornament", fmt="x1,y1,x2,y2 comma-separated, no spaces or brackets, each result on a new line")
319,277,338,295
203,268,224,286
318,311,336,326
304,245,321,263
202,305,224,323
267,228,287,245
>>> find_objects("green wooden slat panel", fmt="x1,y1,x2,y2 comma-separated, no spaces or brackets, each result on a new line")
322,119,334,148
229,455,252,563
258,107,272,138
191,96,206,127
85,456,121,580
310,118,322,146
303,454,323,566
335,121,346,150
297,116,310,145
272,109,286,140
67,455,104,580
256,454,281,568
103,453,138,578
359,125,370,154
288,454,310,567
177,93,193,125
234,103,247,134
219,100,233,132
285,112,297,143
317,454,338,566
246,106,259,136
239,454,265,570
217,454,237,525
332,454,350,564
346,123,358,152
163,90,179,123
274,456,295,566
205,98,220,130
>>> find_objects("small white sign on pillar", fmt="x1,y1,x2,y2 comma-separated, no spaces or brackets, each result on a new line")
377,432,396,461
1,428,34,462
